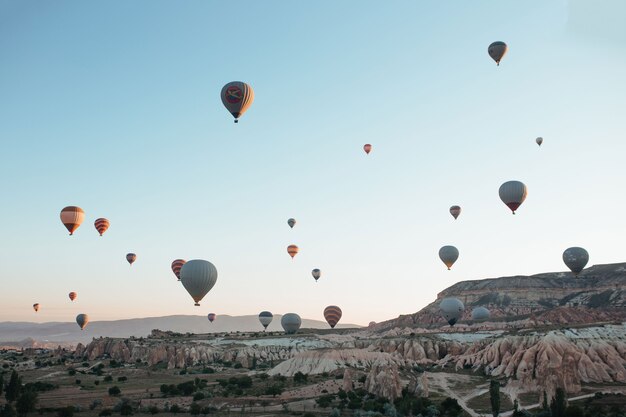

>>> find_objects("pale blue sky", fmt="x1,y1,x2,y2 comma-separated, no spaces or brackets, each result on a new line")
0,1,625,326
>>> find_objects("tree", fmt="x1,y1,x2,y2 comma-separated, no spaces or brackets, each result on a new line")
189,403,201,416
108,386,121,396
293,372,308,384
489,379,500,417
5,371,21,403
550,388,567,417
15,389,38,417
542,391,549,411
0,373,4,396
57,406,74,417
0,404,17,417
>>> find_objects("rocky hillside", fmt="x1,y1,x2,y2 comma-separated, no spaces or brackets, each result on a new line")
376,262,625,330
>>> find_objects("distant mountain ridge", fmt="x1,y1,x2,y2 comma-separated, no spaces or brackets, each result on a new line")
0,314,361,344
376,262,625,330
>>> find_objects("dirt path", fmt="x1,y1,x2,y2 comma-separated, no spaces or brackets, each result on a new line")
426,373,482,417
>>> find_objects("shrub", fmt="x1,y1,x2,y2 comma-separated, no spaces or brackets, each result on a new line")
192,393,204,401
108,386,121,396
148,406,159,415
67,370,76,376
117,376,128,382
293,372,308,384
189,403,201,416
75,380,81,385
169,405,180,414
103,375,113,382
98,409,112,417
57,406,74,417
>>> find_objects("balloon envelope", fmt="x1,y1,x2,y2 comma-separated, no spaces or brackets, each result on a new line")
450,205,461,220
76,314,89,330
126,253,137,265
221,81,254,123
171,259,186,281
563,247,589,276
312,269,321,281
488,41,508,65
207,313,216,323
439,246,459,270
440,298,464,326
281,313,301,334
60,206,85,235
287,245,299,259
499,181,528,214
536,137,543,146
94,218,110,236
471,306,490,321
33,303,40,312
259,311,273,329
288,218,296,228
363,144,372,154
180,260,218,306
323,305,342,329
69,292,77,302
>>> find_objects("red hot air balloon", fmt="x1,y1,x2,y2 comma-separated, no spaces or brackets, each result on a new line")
126,253,137,266
363,144,372,155
94,218,110,236
323,305,343,329
171,259,186,281
60,206,85,235
69,292,77,302
287,245,299,259
207,313,216,323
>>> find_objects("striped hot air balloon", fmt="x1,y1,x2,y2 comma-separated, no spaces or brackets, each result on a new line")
288,218,296,228
287,245,299,259
171,259,186,281
76,314,89,330
69,292,77,302
499,181,528,214
33,303,40,312
207,313,216,323
94,218,110,236
259,311,273,330
221,82,254,123
363,144,372,154
126,253,137,266
449,205,461,220
323,305,342,329
60,206,85,235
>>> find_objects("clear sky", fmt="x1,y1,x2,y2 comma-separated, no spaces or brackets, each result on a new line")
1,1,625,325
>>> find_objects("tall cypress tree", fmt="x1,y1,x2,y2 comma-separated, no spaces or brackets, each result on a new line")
489,379,500,417
550,388,567,417
0,373,4,396
5,371,21,403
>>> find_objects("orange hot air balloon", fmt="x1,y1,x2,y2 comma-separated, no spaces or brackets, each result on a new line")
94,218,110,236
33,303,40,312
449,205,461,220
287,244,299,259
126,253,137,266
363,144,372,154
171,259,186,281
60,206,85,235
69,292,77,301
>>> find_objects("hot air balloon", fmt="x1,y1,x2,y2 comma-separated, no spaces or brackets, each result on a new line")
33,303,40,312
499,181,528,214
126,253,137,266
281,313,301,334
171,259,186,281
207,313,216,323
450,205,461,220
288,218,296,229
94,218,110,236
471,306,490,321
60,206,85,235
364,144,372,155
439,298,464,326
221,81,254,123
536,137,543,147
323,306,342,329
488,41,508,66
439,246,459,270
259,311,273,330
563,247,589,276
287,245,299,259
180,259,218,306
69,292,77,302
312,269,321,282
76,314,89,330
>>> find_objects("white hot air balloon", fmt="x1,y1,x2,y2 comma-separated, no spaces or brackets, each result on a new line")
179,260,218,306
499,181,528,214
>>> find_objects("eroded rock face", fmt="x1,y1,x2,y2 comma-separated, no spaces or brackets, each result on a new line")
363,359,402,400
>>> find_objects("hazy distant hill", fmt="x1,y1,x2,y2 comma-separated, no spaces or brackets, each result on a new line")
0,314,361,344
376,262,626,330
